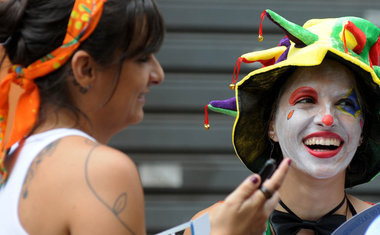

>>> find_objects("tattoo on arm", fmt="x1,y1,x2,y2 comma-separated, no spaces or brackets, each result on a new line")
85,143,136,235
22,139,61,199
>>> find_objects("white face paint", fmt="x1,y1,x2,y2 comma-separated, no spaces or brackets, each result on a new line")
272,60,363,179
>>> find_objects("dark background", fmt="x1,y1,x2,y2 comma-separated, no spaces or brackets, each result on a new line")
108,0,380,233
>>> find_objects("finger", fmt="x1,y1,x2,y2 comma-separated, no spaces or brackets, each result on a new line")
224,174,261,206
263,191,280,212
262,158,291,193
242,192,280,234
251,158,291,204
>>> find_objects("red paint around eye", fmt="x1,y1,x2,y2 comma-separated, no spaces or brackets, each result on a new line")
289,86,318,105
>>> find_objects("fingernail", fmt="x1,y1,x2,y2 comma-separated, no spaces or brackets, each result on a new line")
288,158,292,166
250,176,258,184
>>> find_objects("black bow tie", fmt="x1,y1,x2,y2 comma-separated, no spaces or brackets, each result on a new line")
269,197,347,235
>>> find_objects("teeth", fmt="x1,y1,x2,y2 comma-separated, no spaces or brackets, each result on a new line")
304,137,341,146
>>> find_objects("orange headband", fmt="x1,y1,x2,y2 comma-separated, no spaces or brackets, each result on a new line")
0,0,107,184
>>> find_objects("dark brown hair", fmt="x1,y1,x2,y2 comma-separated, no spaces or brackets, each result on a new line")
0,0,165,131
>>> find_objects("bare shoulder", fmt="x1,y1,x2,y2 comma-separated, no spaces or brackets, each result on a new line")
19,135,145,235
65,136,145,235
37,135,140,188
346,194,374,213
55,135,139,180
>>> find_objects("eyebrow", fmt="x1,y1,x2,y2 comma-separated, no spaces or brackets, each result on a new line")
289,86,318,105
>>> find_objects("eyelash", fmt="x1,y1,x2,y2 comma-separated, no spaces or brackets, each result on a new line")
295,97,315,104
337,98,355,108
137,54,152,63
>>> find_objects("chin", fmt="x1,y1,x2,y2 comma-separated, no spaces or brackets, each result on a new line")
130,112,144,125
313,157,353,179
122,110,144,127
307,164,345,179
310,170,339,179
128,118,143,126
294,160,341,179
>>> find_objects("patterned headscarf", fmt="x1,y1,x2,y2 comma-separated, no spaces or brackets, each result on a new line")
0,0,107,185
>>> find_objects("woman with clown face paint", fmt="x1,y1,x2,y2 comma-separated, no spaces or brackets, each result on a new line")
266,59,370,235
187,9,380,235
270,60,364,180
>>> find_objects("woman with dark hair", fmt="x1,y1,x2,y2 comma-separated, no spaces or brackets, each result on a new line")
189,9,380,235
0,1,290,234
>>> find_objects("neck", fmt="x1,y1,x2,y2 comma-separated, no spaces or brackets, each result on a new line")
32,106,110,144
278,165,346,221
34,104,126,144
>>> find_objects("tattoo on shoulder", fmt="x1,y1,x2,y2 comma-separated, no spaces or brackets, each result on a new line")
85,145,136,235
22,139,61,199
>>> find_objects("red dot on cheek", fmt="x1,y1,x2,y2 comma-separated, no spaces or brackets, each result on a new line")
322,114,334,126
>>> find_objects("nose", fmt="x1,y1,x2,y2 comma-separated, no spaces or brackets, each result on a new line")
322,114,334,126
314,104,335,127
150,55,164,85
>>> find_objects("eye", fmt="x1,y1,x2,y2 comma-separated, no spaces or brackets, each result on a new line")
295,97,315,104
289,87,318,106
337,98,355,108
136,54,152,63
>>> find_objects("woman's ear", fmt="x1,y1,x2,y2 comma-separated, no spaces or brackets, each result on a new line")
268,120,278,142
71,50,94,94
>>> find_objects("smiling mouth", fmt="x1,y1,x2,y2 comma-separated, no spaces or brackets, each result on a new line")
303,134,344,158
304,137,342,151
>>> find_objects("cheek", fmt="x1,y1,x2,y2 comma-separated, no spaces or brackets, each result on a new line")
280,108,309,127
287,110,294,120
276,109,299,137
276,108,314,143
339,114,363,141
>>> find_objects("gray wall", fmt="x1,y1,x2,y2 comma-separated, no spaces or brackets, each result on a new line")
108,0,380,234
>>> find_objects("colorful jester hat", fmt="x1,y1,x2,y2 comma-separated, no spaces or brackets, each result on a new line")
205,9,380,187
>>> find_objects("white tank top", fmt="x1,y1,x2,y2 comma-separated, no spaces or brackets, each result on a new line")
0,128,95,234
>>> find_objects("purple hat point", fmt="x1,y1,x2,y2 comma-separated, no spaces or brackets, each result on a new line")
210,97,237,111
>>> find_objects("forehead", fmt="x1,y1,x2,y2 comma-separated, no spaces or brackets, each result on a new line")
282,60,357,94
